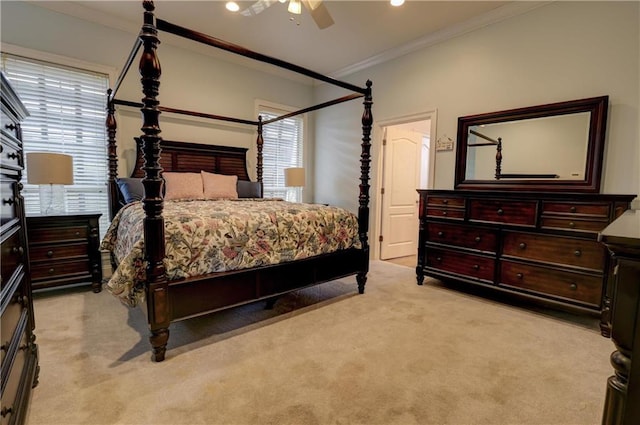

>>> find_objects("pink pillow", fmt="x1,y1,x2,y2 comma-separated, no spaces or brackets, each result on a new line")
201,171,238,199
163,172,204,200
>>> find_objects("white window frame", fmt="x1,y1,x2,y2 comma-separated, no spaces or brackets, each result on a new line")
254,99,307,202
2,44,115,237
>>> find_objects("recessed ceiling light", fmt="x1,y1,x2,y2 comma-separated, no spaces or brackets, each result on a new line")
390,0,405,6
226,1,240,12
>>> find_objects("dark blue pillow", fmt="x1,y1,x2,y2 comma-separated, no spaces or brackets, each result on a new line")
116,178,144,204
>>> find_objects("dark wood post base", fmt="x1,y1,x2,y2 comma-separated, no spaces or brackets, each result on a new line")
417,270,424,286
150,328,169,362
356,273,366,294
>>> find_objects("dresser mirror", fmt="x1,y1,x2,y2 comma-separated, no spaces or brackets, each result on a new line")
454,96,608,192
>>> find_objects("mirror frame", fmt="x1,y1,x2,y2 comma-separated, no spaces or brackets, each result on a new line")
454,96,609,193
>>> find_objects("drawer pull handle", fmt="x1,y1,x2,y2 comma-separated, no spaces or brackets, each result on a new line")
18,295,29,308
475,236,481,243
569,283,578,290
437,231,444,237
5,123,16,131
569,222,576,228
48,268,55,274
0,342,8,352
442,211,447,216
570,206,577,213
47,250,54,258
2,198,15,206
11,246,24,256
519,242,527,250
516,273,524,279
497,208,504,216
473,264,480,271
436,257,442,262
75,231,80,237
7,152,19,160
1,406,13,417
443,199,448,204
574,249,582,257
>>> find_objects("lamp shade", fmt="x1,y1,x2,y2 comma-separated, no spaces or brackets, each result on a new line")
284,167,305,187
27,153,74,185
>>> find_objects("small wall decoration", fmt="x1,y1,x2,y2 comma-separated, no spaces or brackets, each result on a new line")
435,135,454,152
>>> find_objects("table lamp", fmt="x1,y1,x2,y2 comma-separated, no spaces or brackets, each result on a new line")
284,167,305,202
26,152,73,215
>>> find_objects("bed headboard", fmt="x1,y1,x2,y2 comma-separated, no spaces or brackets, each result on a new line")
109,139,259,219
130,138,251,180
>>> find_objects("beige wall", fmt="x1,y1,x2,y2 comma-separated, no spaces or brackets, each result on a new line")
314,1,639,215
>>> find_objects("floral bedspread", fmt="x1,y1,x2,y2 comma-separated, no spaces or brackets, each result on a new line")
101,199,361,307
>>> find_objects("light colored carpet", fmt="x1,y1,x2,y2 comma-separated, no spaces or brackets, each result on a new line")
27,261,611,425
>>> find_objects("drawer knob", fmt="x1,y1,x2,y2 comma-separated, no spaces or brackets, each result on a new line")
48,268,55,274
18,295,28,307
574,249,582,257
443,199,448,204
473,264,480,271
7,152,19,160
5,123,16,131
569,222,576,228
436,257,442,262
516,273,524,279
47,250,54,258
2,198,15,206
442,211,448,216
75,231,80,237
519,242,527,250
437,231,444,237
497,208,504,216
11,246,24,256
474,236,481,243
1,406,13,417
0,342,8,352
570,206,577,213
570,283,578,290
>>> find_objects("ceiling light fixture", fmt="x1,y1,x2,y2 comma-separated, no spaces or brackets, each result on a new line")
288,0,302,15
390,0,405,6
226,1,240,12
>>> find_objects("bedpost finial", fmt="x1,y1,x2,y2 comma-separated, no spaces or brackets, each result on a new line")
143,1,155,12
366,79,372,88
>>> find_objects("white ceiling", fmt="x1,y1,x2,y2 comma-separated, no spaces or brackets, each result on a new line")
31,0,546,79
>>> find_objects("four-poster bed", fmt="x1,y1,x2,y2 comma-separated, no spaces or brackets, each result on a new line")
103,1,373,362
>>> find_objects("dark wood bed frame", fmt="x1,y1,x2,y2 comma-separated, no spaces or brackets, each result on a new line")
105,1,373,362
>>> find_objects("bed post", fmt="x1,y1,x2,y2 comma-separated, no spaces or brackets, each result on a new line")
256,115,264,191
139,0,170,362
357,80,373,294
106,92,119,220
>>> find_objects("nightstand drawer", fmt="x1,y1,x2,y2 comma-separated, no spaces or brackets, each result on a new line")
29,242,88,262
28,225,88,244
30,259,90,281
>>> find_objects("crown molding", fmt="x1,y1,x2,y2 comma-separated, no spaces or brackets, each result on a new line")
330,1,552,80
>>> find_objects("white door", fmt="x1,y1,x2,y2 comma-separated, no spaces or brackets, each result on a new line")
380,126,422,260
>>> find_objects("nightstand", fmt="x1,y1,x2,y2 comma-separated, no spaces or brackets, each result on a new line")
26,213,102,293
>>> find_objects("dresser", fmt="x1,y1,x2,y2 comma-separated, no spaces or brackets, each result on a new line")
417,190,635,332
1,73,39,425
27,213,102,293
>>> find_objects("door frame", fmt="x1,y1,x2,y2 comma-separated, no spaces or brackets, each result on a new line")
371,110,437,261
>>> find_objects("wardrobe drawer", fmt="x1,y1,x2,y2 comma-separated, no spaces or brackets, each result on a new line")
542,201,610,217
500,261,602,307
29,242,88,262
30,259,90,281
426,222,497,253
469,199,537,226
426,248,495,282
28,225,88,244
540,217,609,233
502,232,606,271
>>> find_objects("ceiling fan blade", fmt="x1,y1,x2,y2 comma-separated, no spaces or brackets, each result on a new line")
302,0,334,29
240,0,279,17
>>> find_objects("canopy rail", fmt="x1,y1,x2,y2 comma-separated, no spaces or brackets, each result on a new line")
263,93,363,125
155,18,367,95
109,38,142,102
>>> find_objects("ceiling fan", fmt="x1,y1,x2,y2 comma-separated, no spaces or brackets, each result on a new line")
238,0,335,29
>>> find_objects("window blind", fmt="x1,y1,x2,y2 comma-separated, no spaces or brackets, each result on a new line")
2,53,110,237
259,108,303,202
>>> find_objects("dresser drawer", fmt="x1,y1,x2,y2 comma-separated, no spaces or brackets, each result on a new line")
540,217,609,233
29,242,88,262
425,208,464,220
0,280,25,366
30,259,90,281
1,227,25,290
426,222,497,253
502,231,606,271
0,179,18,228
426,247,495,282
0,130,23,172
469,199,537,226
500,261,602,307
0,327,28,425
28,225,88,244
427,196,465,208
541,201,610,217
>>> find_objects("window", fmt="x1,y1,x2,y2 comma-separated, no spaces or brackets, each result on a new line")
2,53,109,236
258,103,304,202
